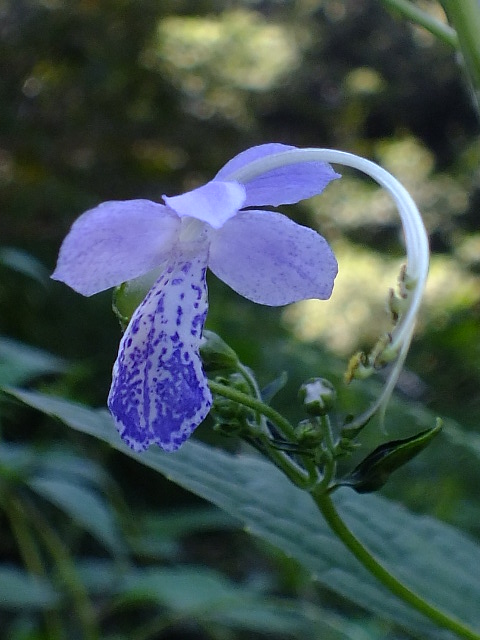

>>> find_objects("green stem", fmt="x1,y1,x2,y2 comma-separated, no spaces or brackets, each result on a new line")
209,380,312,487
440,0,480,115
379,0,458,48
208,380,297,441
311,490,480,640
317,416,337,491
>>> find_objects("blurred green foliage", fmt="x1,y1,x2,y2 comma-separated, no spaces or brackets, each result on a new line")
1,0,480,638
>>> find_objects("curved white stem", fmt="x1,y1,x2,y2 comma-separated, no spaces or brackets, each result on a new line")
226,148,430,416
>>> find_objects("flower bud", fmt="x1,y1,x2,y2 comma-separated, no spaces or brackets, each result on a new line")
210,373,252,423
200,330,240,372
295,419,324,447
298,378,336,416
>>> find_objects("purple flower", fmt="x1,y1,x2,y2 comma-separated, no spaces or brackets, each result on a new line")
53,143,340,451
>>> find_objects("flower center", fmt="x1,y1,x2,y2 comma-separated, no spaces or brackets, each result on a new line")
179,217,208,243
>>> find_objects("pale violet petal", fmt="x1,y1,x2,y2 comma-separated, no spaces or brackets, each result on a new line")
52,200,180,296
108,247,212,452
215,143,340,208
163,181,246,230
208,210,338,306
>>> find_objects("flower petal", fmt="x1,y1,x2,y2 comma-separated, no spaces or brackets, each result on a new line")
215,143,340,208
52,200,180,296
164,181,246,230
108,248,212,452
209,210,338,306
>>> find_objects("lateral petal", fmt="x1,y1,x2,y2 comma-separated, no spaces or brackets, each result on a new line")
164,181,246,229
209,210,338,306
108,247,212,452
215,143,340,208
52,200,180,296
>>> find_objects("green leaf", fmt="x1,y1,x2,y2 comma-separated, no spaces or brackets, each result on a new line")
77,559,125,595
76,561,359,639
140,507,238,538
7,388,480,639
27,475,125,557
0,566,59,609
339,421,442,493
0,337,67,386
118,566,355,639
0,443,36,479
0,247,49,286
131,507,238,559
119,566,246,610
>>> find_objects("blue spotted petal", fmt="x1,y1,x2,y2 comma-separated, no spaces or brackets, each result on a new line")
108,247,212,452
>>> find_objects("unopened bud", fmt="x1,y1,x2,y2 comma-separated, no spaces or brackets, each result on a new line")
200,330,239,372
295,419,324,447
298,378,336,416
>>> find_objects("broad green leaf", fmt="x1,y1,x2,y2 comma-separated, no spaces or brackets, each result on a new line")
0,442,36,478
77,559,126,595
0,337,67,386
8,388,480,640
132,508,238,559
0,566,59,609
119,566,249,610
27,475,125,557
118,566,358,639
140,507,238,538
77,561,360,639
211,599,372,639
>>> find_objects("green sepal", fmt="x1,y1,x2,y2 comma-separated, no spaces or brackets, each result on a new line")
338,419,442,494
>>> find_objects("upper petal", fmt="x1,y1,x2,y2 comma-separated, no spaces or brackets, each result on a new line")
215,143,340,208
52,200,180,296
208,209,338,306
163,181,246,229
108,247,212,452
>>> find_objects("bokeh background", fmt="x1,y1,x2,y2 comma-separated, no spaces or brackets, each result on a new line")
1,1,480,638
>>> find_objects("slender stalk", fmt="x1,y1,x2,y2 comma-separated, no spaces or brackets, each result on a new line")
209,380,313,487
4,494,64,639
25,500,99,640
317,415,337,491
208,380,297,441
441,0,480,115
311,490,480,640
379,0,458,48
227,148,429,419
